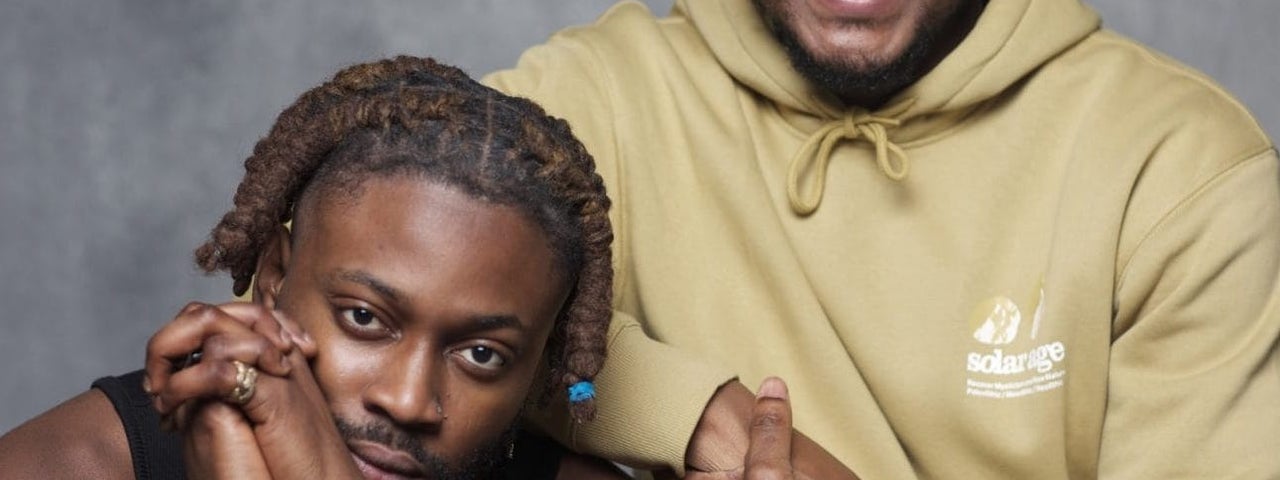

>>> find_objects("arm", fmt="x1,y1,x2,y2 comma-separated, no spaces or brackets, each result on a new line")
0,390,134,480
1104,150,1280,477
522,311,738,473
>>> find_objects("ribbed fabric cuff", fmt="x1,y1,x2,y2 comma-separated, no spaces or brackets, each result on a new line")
568,320,737,475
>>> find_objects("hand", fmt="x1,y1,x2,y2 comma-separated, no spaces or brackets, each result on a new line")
143,302,358,480
145,302,306,479
172,351,357,480
145,302,305,416
235,346,361,480
177,400,271,480
680,379,857,480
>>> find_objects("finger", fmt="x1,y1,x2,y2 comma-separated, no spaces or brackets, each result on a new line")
152,331,289,415
745,377,793,480
207,304,297,376
201,329,291,377
179,401,273,479
215,302,295,353
155,359,244,415
268,308,318,358
145,303,289,395
282,347,314,382
184,400,248,437
146,303,257,393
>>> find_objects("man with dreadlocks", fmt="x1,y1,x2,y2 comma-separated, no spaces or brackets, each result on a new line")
0,56,814,479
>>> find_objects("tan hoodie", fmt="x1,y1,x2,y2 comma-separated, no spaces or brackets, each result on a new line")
486,0,1280,477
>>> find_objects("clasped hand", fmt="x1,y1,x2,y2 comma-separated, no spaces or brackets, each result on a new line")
142,301,359,480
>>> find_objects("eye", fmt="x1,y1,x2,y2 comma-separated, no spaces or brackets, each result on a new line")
456,345,507,371
339,307,386,333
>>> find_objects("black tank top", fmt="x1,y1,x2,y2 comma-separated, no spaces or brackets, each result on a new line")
92,370,563,479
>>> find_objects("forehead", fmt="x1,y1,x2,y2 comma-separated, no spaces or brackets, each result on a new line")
293,177,566,329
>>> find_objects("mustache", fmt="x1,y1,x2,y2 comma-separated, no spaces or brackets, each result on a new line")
334,416,446,474
332,415,519,479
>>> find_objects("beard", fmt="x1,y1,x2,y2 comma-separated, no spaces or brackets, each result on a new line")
752,0,968,108
334,416,519,480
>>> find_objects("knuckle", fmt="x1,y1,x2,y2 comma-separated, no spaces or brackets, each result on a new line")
210,360,238,386
751,410,787,430
144,333,162,353
185,302,217,321
189,305,221,326
202,335,234,358
251,335,274,353
180,301,208,315
244,304,273,323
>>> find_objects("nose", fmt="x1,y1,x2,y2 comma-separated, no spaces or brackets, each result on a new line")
362,343,446,429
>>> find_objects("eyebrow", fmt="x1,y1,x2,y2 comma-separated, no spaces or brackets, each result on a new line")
329,269,404,304
328,269,527,334
464,314,524,334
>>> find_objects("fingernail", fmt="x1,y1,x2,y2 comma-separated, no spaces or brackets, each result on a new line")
141,377,152,394
757,377,788,400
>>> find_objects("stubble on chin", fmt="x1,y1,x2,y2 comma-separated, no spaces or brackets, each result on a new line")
751,0,967,107
333,416,518,480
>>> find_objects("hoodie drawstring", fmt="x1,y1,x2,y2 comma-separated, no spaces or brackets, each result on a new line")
785,107,912,216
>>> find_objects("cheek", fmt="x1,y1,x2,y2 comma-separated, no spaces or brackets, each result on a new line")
276,287,369,405
439,377,528,450
438,351,548,449
290,315,382,412
308,333,387,409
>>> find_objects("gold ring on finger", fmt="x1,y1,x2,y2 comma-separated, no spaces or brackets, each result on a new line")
226,360,258,405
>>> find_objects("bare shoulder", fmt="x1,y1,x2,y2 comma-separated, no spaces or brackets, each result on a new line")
0,389,134,479
557,451,633,480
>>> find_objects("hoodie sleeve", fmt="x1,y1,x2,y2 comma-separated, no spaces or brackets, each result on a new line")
1105,148,1280,478
484,21,739,475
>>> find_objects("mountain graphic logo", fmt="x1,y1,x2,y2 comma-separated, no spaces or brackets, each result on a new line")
970,296,1022,346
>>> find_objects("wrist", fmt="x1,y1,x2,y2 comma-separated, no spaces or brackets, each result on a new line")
684,381,754,472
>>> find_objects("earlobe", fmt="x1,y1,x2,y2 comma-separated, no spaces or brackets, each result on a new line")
253,225,292,309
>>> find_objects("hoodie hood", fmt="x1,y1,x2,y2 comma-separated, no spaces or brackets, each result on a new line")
677,0,1100,214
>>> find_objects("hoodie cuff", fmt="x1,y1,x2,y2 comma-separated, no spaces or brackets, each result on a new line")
529,312,738,476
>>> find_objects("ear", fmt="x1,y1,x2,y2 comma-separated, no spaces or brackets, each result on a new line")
253,224,292,309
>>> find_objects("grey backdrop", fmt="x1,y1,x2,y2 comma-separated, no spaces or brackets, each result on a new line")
1,1,1277,434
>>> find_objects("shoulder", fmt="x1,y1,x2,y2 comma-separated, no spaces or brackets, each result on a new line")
0,389,134,479
484,0,709,103
1035,29,1275,219
1054,29,1271,155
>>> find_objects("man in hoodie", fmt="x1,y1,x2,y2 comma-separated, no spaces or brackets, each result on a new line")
485,0,1280,478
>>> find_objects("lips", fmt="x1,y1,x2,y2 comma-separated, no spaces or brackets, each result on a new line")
348,440,426,480
810,0,904,21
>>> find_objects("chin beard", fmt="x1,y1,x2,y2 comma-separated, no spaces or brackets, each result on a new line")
753,0,962,108
334,416,518,480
